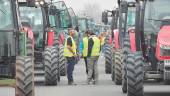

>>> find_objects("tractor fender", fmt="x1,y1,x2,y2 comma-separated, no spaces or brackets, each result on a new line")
128,27,136,52
114,29,119,49
22,27,34,48
47,30,55,46
156,26,170,60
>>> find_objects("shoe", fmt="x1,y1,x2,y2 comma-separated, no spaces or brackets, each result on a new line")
93,81,97,85
68,81,77,85
68,81,72,85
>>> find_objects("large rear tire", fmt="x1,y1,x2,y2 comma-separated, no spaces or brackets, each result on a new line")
127,52,144,96
16,56,34,96
105,44,112,74
59,46,67,76
44,47,59,85
114,50,122,85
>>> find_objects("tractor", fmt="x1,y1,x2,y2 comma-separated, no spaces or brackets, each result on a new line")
18,0,71,85
121,0,170,96
0,0,34,96
102,0,136,86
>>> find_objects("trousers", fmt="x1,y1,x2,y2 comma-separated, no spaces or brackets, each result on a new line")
87,56,99,82
66,57,76,81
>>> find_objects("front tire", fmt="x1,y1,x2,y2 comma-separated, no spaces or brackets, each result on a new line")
127,52,144,96
16,56,34,96
114,50,123,85
59,46,67,76
105,44,112,74
44,47,59,85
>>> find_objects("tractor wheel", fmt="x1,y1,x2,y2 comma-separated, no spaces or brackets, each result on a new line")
59,46,67,76
44,47,59,85
16,56,34,96
105,44,112,74
122,35,130,93
111,40,115,81
114,50,123,85
127,52,144,96
54,38,61,82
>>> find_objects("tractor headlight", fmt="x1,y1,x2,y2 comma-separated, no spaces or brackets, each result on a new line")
160,45,170,49
39,1,44,5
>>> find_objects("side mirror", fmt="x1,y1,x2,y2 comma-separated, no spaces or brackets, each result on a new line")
102,11,108,24
49,5,57,15
121,1,128,13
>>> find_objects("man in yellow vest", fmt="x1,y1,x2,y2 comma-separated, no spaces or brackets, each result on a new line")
86,30,101,85
82,31,90,74
64,29,77,85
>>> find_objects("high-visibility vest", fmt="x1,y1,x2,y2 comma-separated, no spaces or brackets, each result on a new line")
90,36,100,56
64,36,76,57
82,37,88,57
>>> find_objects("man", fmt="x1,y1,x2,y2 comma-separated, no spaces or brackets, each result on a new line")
87,30,101,85
82,31,90,74
64,29,77,85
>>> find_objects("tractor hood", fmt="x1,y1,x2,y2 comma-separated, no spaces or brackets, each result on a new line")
156,25,170,60
157,26,170,46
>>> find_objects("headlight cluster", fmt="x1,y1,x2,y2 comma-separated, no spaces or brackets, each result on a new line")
160,44,170,49
35,0,45,6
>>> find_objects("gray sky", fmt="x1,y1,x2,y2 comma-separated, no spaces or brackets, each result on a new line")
62,0,118,13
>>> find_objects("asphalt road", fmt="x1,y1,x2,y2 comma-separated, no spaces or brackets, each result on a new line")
0,54,170,96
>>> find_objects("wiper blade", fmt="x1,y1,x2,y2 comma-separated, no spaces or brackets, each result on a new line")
148,19,170,22
0,29,15,32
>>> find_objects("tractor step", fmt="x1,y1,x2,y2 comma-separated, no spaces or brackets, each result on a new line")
34,75,45,84
34,70,44,76
145,72,162,79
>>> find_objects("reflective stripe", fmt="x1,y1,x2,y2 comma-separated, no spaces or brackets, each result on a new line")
64,36,76,57
83,37,88,57
90,36,100,56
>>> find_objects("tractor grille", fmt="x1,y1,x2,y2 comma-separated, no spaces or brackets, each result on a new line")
160,47,170,56
0,65,10,78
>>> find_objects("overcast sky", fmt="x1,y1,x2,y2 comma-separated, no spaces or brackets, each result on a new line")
62,0,118,13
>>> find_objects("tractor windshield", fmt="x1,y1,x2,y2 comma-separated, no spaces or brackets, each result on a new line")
19,7,43,34
53,1,71,28
144,0,170,33
127,7,135,28
0,0,14,30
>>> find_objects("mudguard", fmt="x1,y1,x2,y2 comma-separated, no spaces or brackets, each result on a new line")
156,26,170,60
114,29,119,49
47,30,54,46
22,27,34,48
129,28,136,52
58,32,65,46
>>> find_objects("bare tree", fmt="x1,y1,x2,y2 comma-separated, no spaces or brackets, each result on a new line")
78,3,102,23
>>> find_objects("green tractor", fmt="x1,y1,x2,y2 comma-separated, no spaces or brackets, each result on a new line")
18,0,71,85
0,0,34,96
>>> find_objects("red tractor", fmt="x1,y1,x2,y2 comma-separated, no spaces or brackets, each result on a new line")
122,0,170,96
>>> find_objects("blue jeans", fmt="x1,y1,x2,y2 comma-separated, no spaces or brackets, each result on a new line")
66,57,76,81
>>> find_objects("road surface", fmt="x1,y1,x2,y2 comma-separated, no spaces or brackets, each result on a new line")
0,54,170,96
